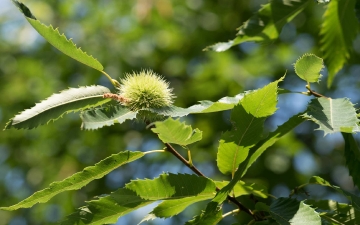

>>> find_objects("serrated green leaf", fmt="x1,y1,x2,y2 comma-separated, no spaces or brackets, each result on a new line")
215,180,268,198
1,151,144,211
126,173,216,200
319,0,359,87
217,77,283,176
60,188,154,225
80,105,137,130
149,93,244,117
5,86,111,130
305,199,360,225
294,53,324,83
12,0,103,71
242,76,284,117
309,176,360,211
270,198,321,225
302,97,360,135
342,133,360,190
185,207,223,225
217,105,266,176
205,0,310,52
151,118,202,146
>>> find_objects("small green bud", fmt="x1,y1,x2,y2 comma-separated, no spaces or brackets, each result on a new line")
118,70,175,111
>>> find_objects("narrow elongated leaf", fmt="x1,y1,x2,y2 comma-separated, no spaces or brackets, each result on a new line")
151,118,202,146
1,151,144,211
81,105,137,130
205,0,310,52
12,0,103,71
270,198,321,225
320,0,359,87
342,133,360,189
237,113,305,178
5,86,111,130
149,93,244,117
217,77,283,176
305,199,360,225
126,173,216,200
302,97,360,135
60,188,154,225
309,176,360,211
294,53,324,83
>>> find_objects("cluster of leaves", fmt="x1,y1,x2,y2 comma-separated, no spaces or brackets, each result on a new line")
3,0,360,224
206,0,359,87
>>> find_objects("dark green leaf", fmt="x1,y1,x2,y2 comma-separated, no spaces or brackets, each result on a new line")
342,133,360,190
319,0,359,87
306,199,360,225
309,176,360,211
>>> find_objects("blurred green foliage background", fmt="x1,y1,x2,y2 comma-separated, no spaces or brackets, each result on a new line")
1,0,360,224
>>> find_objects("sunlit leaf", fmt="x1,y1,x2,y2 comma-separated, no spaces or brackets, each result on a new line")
205,0,310,52
342,133,360,189
12,0,104,71
294,53,324,83
5,86,111,130
80,105,137,130
270,198,321,225
151,118,202,146
319,0,359,87
302,97,360,135
149,93,244,117
217,77,283,176
0,151,144,211
305,199,360,225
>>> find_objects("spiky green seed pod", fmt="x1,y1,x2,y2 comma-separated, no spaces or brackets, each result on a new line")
117,70,175,111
